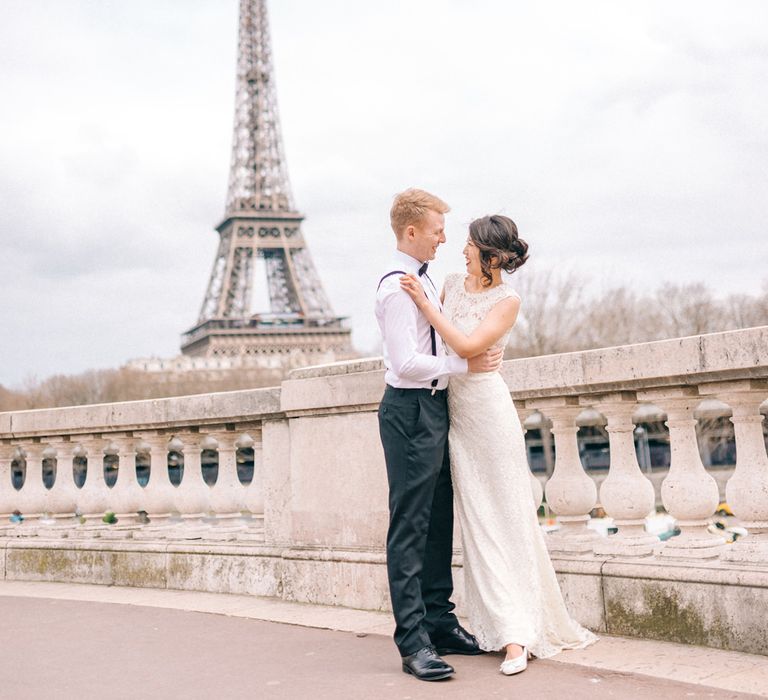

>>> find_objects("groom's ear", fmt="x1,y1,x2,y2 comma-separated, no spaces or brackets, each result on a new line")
404,224,416,240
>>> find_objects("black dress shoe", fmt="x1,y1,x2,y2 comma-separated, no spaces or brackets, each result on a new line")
401,645,455,681
431,625,483,655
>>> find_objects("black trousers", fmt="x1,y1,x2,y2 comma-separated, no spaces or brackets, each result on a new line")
378,385,459,656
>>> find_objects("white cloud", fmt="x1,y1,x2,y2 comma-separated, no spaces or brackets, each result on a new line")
1,0,767,384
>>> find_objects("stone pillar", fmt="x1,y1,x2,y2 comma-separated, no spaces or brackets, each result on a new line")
207,430,248,538
138,434,176,523
0,443,19,525
704,381,768,564
16,442,48,525
174,432,210,528
540,413,555,479
108,436,145,528
638,388,725,559
518,406,544,510
531,399,599,553
76,438,111,525
39,439,78,535
244,437,264,516
238,431,265,542
592,393,659,556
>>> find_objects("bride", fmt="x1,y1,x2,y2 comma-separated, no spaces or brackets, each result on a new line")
400,214,597,675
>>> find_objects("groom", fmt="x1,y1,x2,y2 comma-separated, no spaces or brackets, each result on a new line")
376,188,503,681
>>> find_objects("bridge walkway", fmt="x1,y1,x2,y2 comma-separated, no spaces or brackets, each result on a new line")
0,581,765,699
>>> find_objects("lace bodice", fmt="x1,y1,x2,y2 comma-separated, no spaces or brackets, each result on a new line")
442,273,519,354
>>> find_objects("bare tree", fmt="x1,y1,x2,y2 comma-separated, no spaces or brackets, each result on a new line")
724,282,768,330
508,265,588,357
654,283,728,337
504,272,767,358
580,287,655,349
0,385,26,412
3,274,767,411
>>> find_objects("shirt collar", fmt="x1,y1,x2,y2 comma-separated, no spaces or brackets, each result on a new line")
392,249,424,274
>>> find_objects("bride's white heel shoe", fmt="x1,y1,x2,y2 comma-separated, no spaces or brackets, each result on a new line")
500,647,529,676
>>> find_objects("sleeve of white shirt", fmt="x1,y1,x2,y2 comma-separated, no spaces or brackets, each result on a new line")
381,290,468,381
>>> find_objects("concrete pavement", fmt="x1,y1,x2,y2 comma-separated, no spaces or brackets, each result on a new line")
0,581,766,699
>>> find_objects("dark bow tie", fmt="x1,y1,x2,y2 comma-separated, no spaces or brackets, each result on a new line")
418,262,429,276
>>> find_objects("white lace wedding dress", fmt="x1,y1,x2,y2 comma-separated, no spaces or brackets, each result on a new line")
443,272,597,657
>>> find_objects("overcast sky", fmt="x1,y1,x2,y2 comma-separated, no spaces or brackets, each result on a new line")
1,0,767,388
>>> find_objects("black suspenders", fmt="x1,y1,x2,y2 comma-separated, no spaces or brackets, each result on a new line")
378,270,439,391
377,270,407,290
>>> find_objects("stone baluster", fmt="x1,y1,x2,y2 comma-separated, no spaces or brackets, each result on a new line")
238,432,265,542
529,398,599,553
518,406,544,510
75,437,111,529
137,434,176,526
637,387,725,559
702,381,768,564
103,436,145,537
40,446,57,522
39,439,79,536
0,443,19,531
207,430,247,539
592,393,659,556
174,432,211,535
15,442,48,530
243,434,264,516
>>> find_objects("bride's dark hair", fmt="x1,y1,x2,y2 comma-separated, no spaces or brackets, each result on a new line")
469,215,529,287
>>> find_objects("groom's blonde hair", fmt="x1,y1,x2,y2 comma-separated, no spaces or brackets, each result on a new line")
390,188,450,238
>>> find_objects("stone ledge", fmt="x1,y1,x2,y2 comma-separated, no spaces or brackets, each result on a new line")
280,369,384,413
598,556,768,588
278,326,768,413
288,357,384,380
2,386,283,439
502,326,768,398
287,327,768,395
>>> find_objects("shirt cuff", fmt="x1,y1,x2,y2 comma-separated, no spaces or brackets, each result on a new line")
446,355,468,375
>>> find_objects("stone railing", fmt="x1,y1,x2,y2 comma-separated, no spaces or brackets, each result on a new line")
1,326,768,654
504,329,768,564
0,388,281,541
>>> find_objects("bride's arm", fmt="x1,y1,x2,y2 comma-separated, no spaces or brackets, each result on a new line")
400,274,520,359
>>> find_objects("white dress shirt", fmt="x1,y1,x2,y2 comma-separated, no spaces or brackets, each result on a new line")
375,250,468,389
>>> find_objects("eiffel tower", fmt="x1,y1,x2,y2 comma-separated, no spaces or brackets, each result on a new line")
181,0,352,365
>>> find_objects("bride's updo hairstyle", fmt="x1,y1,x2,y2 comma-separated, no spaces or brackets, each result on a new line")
469,215,529,287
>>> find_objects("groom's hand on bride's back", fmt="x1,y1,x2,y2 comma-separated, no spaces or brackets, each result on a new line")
467,347,504,373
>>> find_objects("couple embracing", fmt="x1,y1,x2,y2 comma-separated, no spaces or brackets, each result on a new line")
375,188,596,682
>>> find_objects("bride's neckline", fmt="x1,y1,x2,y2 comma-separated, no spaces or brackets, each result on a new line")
462,274,505,295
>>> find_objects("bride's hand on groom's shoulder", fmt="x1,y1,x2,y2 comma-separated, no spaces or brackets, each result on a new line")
399,274,428,307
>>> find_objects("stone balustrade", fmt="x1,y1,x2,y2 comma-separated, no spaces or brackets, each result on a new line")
0,388,280,542
1,326,768,655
